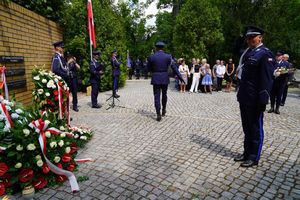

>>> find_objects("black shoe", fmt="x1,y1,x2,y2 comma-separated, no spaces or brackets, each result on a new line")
280,103,284,106
73,107,79,112
268,108,274,113
113,94,120,98
234,154,247,162
240,160,258,168
275,109,280,114
162,109,166,117
92,104,101,108
157,114,162,122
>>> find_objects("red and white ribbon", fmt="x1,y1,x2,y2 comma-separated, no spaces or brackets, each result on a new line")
0,66,9,100
74,158,94,163
29,119,79,193
56,82,70,126
0,102,13,128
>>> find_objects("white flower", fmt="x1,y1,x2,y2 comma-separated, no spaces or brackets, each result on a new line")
60,132,66,138
80,136,87,140
37,160,43,167
15,163,22,168
37,89,44,95
54,156,60,163
11,113,19,119
5,105,11,111
58,140,64,147
33,75,40,80
50,141,57,148
27,144,36,151
42,79,47,83
46,80,55,88
35,155,42,160
3,124,10,132
16,145,23,151
15,109,23,114
74,134,79,139
0,96,3,102
65,147,71,154
23,129,30,136
54,78,59,83
59,126,65,131
45,92,50,97
45,131,51,138
0,115,5,121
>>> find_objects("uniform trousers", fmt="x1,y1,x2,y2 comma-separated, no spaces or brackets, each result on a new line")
91,82,99,106
270,78,286,108
113,75,119,94
281,82,288,105
153,84,168,114
240,104,264,161
69,77,78,109
190,73,200,92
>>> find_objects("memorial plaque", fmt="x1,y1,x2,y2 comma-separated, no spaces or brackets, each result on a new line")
0,56,24,63
7,80,27,90
6,68,26,77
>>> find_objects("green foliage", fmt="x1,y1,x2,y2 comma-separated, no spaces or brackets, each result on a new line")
173,0,224,61
155,12,174,53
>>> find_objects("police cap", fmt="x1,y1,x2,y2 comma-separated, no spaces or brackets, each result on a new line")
245,26,264,37
92,50,101,56
155,41,165,48
53,41,64,48
276,50,284,56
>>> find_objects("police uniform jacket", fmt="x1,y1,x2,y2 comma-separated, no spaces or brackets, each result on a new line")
147,50,181,85
237,45,276,106
89,59,103,83
111,57,121,77
51,53,68,80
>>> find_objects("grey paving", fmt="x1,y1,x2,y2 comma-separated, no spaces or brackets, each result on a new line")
18,80,300,199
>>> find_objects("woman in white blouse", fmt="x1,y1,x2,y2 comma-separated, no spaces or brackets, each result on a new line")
216,60,226,91
178,59,190,92
189,58,201,93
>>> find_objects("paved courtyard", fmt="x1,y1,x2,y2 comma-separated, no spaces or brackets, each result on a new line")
35,80,299,199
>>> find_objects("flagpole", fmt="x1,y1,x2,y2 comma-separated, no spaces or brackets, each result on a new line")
90,41,93,61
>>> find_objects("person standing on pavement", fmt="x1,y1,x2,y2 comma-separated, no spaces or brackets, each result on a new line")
51,41,69,82
90,50,104,108
235,26,276,167
147,42,185,122
216,60,226,92
111,50,121,98
280,54,291,106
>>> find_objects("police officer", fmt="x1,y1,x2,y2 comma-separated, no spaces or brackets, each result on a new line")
51,41,69,82
281,54,292,106
235,26,276,167
147,42,184,122
90,50,104,108
268,51,290,114
66,52,80,112
111,50,121,98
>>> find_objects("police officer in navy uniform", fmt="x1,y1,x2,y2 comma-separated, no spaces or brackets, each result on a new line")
90,50,104,108
111,50,121,98
147,42,184,122
268,51,290,114
66,52,80,112
51,41,69,82
235,26,276,167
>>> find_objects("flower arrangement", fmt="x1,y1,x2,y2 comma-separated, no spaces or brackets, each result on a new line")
0,67,93,196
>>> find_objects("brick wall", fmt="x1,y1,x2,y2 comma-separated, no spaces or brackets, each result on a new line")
0,2,63,105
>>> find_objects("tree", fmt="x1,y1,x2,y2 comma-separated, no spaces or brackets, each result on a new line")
155,11,174,53
173,0,224,61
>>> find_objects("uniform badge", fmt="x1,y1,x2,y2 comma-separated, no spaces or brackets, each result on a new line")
268,58,273,62
256,48,261,52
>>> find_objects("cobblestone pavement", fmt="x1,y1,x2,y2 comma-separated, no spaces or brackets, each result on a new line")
32,80,300,199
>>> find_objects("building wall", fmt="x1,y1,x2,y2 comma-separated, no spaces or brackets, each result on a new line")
0,2,62,105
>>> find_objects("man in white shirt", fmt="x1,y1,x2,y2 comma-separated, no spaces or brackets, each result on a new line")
216,60,226,91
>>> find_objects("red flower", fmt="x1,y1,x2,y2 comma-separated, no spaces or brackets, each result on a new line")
42,163,50,174
56,163,63,169
0,162,9,176
56,175,66,183
66,162,76,172
33,177,48,189
53,90,59,96
1,174,12,187
62,153,72,163
0,183,5,196
58,82,62,87
70,143,77,154
54,96,58,101
18,168,34,183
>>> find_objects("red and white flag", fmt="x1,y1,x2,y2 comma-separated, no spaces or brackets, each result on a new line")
87,0,96,49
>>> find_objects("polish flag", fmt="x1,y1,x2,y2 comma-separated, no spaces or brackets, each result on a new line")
87,0,96,49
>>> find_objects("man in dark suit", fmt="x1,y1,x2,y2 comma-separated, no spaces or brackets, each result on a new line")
111,50,121,98
268,51,290,114
147,42,184,121
51,41,69,82
235,26,276,167
89,50,103,108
